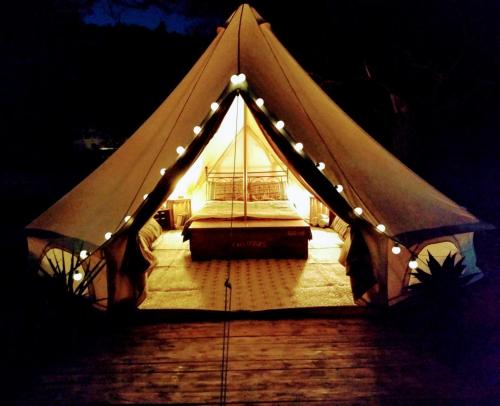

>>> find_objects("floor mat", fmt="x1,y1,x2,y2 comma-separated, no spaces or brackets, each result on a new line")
140,228,354,310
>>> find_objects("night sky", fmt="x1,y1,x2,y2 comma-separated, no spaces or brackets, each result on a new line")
2,0,499,227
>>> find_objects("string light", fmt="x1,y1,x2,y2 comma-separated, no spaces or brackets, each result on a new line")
317,162,325,171
104,232,112,240
143,193,149,200
210,102,219,112
255,98,264,107
124,215,132,223
391,244,401,255
160,168,166,176
230,73,246,85
275,120,285,130
336,184,343,193
376,224,386,233
176,146,185,155
193,126,202,135
294,142,303,152
409,259,418,269
79,250,89,260
72,271,83,281
354,207,363,216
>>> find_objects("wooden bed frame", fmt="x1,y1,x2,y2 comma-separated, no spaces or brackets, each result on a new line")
187,169,311,260
189,219,311,260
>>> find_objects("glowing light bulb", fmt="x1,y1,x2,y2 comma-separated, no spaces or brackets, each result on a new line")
193,126,202,135
317,162,325,171
160,168,166,176
124,215,131,223
354,207,363,216
255,98,264,107
72,272,83,281
294,142,303,152
143,193,148,200
176,146,185,155
210,102,219,112
79,250,89,260
336,184,343,193
392,245,401,255
230,73,246,85
275,120,285,130
409,259,418,269
376,224,386,233
105,232,112,240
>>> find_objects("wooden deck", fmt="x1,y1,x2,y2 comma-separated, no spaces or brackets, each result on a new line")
13,231,500,405
17,312,499,404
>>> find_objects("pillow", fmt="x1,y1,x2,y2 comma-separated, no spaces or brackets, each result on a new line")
139,217,162,247
208,178,244,201
138,217,163,275
331,216,350,241
248,176,287,201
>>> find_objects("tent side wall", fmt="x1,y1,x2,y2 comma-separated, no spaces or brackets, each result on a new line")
386,232,481,305
27,235,109,309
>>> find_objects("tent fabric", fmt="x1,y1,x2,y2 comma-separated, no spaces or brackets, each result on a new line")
27,4,488,244
26,4,491,308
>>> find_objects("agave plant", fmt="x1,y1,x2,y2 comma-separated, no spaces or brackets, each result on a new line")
36,242,106,308
408,251,473,302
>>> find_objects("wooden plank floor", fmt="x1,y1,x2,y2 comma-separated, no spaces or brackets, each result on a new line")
18,312,499,405
15,231,500,405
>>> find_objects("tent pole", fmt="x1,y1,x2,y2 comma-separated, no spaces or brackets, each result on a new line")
205,166,208,201
243,97,248,220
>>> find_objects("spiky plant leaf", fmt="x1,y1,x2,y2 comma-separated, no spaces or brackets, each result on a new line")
452,256,466,276
406,251,471,300
75,259,106,296
35,243,107,308
411,268,434,284
427,251,444,278
442,252,456,274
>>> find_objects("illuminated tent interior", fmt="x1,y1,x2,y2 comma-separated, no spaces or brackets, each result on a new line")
140,95,353,310
26,4,492,312
168,95,311,218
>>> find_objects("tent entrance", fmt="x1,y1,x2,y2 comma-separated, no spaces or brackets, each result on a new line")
140,95,354,310
164,95,313,218
139,227,353,311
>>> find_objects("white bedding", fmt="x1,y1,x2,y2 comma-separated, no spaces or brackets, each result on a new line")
182,200,304,238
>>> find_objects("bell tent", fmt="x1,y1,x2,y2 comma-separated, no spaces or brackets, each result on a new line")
26,4,491,310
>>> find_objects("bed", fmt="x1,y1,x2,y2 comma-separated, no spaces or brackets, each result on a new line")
181,170,312,260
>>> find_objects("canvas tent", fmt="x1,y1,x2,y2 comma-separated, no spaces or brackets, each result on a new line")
26,4,491,309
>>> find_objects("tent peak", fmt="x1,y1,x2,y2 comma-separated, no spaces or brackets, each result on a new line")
223,4,268,28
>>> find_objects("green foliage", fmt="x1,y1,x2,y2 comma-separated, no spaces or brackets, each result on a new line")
408,252,474,300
